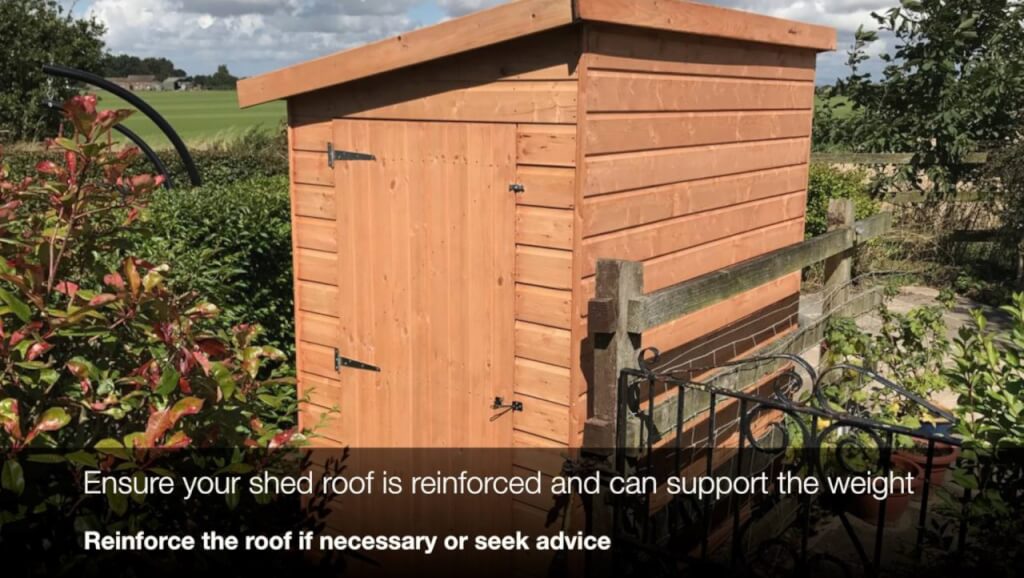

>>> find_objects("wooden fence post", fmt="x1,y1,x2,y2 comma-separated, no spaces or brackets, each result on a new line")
583,259,643,574
823,198,854,316
584,259,644,453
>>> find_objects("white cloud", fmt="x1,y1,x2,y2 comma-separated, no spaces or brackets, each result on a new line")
90,0,420,76
91,0,893,82
436,0,503,17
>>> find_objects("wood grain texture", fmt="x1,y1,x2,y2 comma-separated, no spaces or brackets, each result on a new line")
292,150,333,186
516,284,572,329
293,216,337,252
514,358,572,406
238,0,575,106
516,246,573,289
515,166,575,209
586,110,811,155
295,249,338,285
297,281,339,317
516,206,573,249
326,119,517,448
584,137,810,196
587,71,814,113
513,394,570,444
582,165,808,236
303,372,344,411
515,321,572,367
585,23,817,81
297,342,336,379
576,0,836,51
294,79,578,124
292,120,332,152
517,124,577,167
297,311,340,347
581,191,807,276
293,184,337,219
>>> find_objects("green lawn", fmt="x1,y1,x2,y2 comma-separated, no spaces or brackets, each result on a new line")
815,94,854,119
94,90,285,148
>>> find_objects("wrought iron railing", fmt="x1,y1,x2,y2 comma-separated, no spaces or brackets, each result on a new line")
610,348,966,577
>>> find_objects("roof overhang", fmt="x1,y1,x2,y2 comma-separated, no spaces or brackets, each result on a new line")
237,0,836,108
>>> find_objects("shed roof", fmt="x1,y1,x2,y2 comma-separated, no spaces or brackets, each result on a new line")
237,0,836,108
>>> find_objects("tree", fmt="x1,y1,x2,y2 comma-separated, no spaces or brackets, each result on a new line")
190,64,239,90
100,53,187,80
0,0,106,143
829,0,1024,193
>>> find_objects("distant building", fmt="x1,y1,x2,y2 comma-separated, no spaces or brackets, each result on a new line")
105,75,162,91
161,76,192,91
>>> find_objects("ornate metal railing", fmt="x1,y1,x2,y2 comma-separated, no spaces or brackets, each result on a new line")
610,348,966,577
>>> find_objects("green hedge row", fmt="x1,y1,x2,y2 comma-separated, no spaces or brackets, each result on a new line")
3,137,295,358
130,175,294,357
4,129,289,189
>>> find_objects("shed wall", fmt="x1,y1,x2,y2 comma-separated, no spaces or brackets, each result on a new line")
286,28,581,552
573,24,819,443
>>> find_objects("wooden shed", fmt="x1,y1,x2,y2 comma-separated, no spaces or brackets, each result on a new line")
237,0,835,456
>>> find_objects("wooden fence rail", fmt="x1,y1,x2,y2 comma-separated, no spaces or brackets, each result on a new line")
609,212,892,334
584,204,894,457
810,151,988,166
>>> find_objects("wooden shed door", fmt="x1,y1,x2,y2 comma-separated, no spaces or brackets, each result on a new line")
330,119,517,449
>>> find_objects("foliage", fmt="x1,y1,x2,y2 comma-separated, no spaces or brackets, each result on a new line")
131,175,294,356
0,95,298,455
979,139,1024,288
933,292,1024,573
0,0,106,143
831,0,1024,194
805,164,880,237
1,124,289,188
190,65,240,91
821,291,953,436
100,53,187,80
948,294,1024,453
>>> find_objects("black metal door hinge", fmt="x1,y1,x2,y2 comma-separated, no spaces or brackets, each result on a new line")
492,397,523,412
334,348,381,373
327,143,376,168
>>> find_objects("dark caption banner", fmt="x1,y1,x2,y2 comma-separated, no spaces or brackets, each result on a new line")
0,448,1021,578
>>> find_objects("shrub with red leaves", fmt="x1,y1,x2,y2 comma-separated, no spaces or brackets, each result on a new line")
0,96,301,456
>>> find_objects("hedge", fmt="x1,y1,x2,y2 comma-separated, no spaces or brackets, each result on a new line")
3,134,295,358
131,175,295,357
3,127,289,189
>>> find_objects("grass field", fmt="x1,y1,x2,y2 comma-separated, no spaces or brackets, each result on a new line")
94,90,285,148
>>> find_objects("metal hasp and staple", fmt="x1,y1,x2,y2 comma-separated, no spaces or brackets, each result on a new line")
334,349,381,373
327,143,376,167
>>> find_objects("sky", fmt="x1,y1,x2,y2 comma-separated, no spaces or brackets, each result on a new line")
67,0,895,84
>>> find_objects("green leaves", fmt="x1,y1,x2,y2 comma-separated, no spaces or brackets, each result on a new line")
1,460,25,495
0,286,32,323
33,407,70,433
156,368,180,396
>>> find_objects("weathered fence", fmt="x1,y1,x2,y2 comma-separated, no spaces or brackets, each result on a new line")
581,200,894,568
578,200,982,576
583,201,893,460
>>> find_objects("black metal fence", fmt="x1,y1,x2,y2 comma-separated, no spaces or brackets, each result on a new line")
608,348,966,577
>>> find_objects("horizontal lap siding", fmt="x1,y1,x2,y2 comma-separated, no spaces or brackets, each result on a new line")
289,116,344,441
288,38,581,545
574,24,817,440
286,34,581,576
514,122,576,448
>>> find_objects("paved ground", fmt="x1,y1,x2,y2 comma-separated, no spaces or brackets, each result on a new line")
800,285,1011,411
